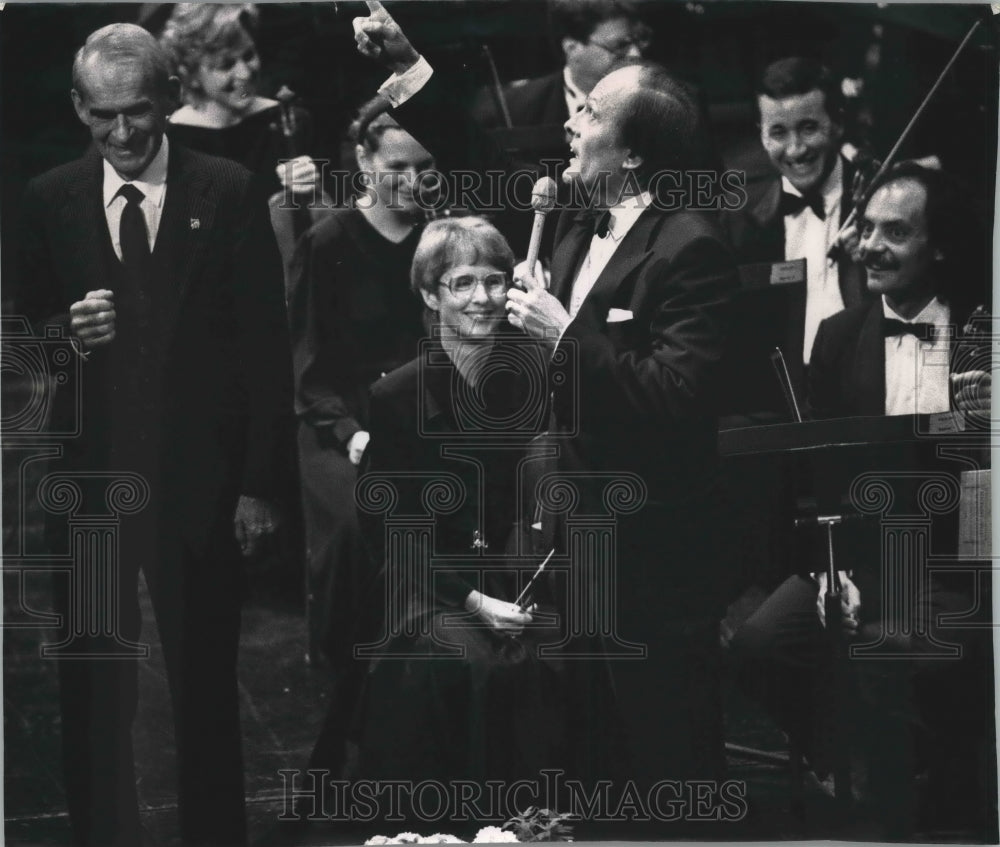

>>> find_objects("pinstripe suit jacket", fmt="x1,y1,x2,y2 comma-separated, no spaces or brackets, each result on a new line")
16,144,294,553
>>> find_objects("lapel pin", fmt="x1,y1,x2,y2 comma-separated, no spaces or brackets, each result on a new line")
190,218,200,230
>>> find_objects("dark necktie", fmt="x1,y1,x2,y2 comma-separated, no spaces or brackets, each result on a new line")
780,190,825,221
883,318,936,342
116,183,151,267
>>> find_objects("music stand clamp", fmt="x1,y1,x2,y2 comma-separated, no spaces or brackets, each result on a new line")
793,511,857,809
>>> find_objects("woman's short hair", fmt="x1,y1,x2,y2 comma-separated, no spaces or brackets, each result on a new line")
411,217,515,298
159,4,259,102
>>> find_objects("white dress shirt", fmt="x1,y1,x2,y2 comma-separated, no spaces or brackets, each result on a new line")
377,56,435,108
883,296,952,415
102,136,169,260
783,156,845,364
568,191,652,318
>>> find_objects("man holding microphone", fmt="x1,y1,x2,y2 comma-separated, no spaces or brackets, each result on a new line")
353,2,738,833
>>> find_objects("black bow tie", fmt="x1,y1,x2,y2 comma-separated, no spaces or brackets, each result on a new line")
780,190,826,221
591,210,611,239
883,318,937,342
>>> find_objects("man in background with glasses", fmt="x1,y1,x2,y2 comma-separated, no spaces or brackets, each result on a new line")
473,0,652,163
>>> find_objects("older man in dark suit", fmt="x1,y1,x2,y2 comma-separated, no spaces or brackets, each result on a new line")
354,4,737,832
16,23,293,847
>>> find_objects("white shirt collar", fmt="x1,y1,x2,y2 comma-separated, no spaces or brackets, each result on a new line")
882,295,950,327
781,153,843,213
603,190,652,242
563,66,587,114
103,135,169,209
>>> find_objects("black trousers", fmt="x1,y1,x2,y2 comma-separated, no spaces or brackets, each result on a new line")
731,572,991,832
53,489,247,847
297,422,368,669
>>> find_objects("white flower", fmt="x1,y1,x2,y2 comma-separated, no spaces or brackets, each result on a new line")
395,833,422,843
472,826,519,843
419,835,465,844
365,837,393,845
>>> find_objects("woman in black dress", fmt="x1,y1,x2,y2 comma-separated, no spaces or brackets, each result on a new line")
346,218,566,822
289,103,434,669
158,4,323,274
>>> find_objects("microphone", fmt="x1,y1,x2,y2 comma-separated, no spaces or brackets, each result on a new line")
524,177,558,288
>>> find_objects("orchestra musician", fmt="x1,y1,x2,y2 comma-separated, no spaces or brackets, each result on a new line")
732,162,992,834
809,161,990,418
472,0,652,145
158,4,327,275
289,97,434,670
722,57,869,416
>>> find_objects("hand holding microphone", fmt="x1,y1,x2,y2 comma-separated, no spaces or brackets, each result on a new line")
522,176,558,289
506,177,571,344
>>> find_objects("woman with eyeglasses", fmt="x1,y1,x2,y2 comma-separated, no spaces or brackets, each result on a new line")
330,217,567,821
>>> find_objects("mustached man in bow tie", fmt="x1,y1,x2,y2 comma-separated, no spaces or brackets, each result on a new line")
732,160,992,834
808,161,991,419
15,23,294,847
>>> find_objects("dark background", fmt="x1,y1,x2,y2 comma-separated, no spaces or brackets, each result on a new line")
1,2,997,308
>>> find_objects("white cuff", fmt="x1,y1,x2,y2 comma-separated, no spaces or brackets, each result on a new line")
377,55,433,108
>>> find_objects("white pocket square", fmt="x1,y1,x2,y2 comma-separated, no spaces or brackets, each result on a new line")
607,308,633,323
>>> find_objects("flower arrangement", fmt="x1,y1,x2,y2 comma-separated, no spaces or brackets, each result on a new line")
364,807,576,844
501,807,577,842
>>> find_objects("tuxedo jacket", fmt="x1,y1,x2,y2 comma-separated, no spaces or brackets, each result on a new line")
393,74,737,620
548,207,736,507
395,73,736,498
17,144,294,554
718,158,870,417
807,298,984,419
724,157,867,304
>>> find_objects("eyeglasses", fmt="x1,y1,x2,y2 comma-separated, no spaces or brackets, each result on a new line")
440,271,511,300
587,30,652,59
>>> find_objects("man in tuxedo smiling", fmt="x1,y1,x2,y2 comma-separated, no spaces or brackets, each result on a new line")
809,161,990,418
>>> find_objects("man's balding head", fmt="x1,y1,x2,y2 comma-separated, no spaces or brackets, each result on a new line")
72,23,174,98
71,24,179,180
563,62,704,205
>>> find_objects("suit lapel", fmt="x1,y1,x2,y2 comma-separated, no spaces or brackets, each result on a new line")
582,210,655,313
59,151,113,300
551,207,656,316
154,147,217,347
550,210,592,307
852,301,886,416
